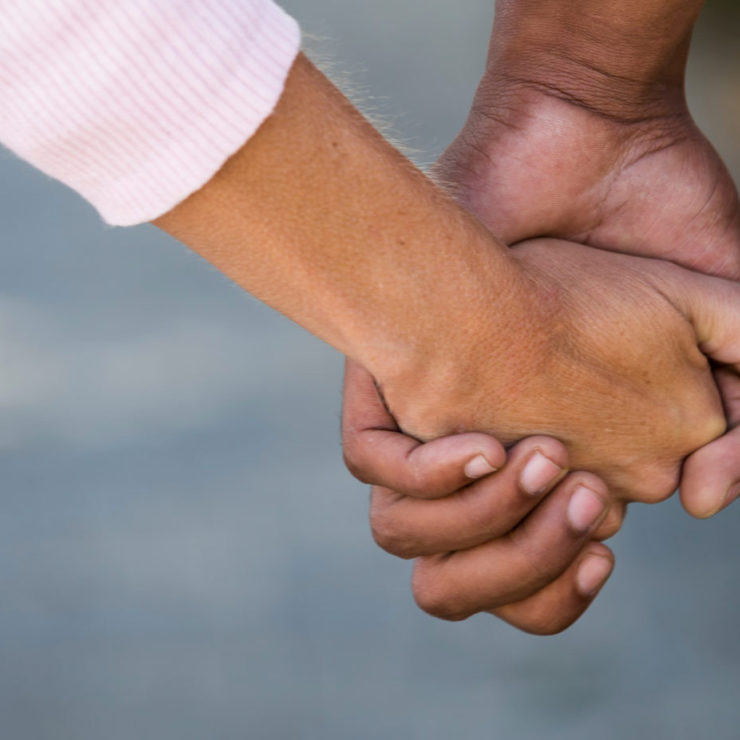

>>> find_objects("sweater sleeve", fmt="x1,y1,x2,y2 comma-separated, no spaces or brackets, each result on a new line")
0,0,300,226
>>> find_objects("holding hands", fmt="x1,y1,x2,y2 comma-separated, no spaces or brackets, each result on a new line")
342,236,740,631
342,0,740,632
343,360,617,633
152,0,739,636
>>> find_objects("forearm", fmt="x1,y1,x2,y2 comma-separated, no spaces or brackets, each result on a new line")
154,54,533,388
490,0,705,116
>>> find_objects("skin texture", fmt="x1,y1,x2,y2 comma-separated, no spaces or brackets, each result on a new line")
153,48,740,630
344,236,740,627
155,54,534,383
489,0,705,91
342,1,740,630
381,237,738,503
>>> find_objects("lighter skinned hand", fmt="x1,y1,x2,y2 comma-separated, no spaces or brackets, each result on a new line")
382,238,739,505
436,71,740,518
343,236,740,627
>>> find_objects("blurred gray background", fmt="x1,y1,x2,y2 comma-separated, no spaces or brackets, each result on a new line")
0,1,738,738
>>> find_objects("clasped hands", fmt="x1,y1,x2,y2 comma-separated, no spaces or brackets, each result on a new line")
341,40,740,634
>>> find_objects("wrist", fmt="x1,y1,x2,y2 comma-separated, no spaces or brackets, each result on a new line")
487,3,698,123
484,46,688,126
156,53,534,408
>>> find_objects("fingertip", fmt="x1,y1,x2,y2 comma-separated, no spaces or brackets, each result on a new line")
567,470,608,499
453,433,508,478
492,542,615,635
680,491,720,520
575,544,614,598
583,541,613,560
508,435,570,471
681,483,738,519
503,436,570,497
463,454,498,480
680,430,740,518
409,433,507,497
395,433,508,499
566,484,610,535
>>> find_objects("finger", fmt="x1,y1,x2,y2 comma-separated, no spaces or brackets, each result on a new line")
410,472,610,621
491,543,615,635
342,358,397,433
369,436,567,558
676,269,740,370
342,359,509,498
681,367,740,517
592,498,628,541
348,432,509,499
665,269,740,513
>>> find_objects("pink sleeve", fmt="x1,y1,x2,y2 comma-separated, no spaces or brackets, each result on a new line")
0,0,300,225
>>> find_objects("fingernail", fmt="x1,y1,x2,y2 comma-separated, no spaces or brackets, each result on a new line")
567,486,608,533
464,454,497,479
520,451,563,496
576,555,613,597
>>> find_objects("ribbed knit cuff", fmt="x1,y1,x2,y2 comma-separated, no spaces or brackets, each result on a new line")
0,0,300,225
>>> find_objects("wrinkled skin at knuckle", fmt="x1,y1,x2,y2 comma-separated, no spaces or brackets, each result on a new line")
342,439,371,485
411,563,471,622
369,498,417,560
623,463,681,505
599,380,726,504
525,246,726,504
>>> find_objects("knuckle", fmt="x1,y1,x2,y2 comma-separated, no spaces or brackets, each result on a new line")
685,410,726,452
342,454,363,482
629,463,680,503
369,508,416,559
342,444,371,484
411,565,469,621
669,380,725,452
403,459,429,498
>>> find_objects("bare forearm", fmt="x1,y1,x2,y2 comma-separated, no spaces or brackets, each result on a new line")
154,54,531,387
490,0,704,116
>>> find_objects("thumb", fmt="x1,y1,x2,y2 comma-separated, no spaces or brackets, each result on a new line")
663,268,740,517
670,268,740,369
681,367,740,518
341,359,508,498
